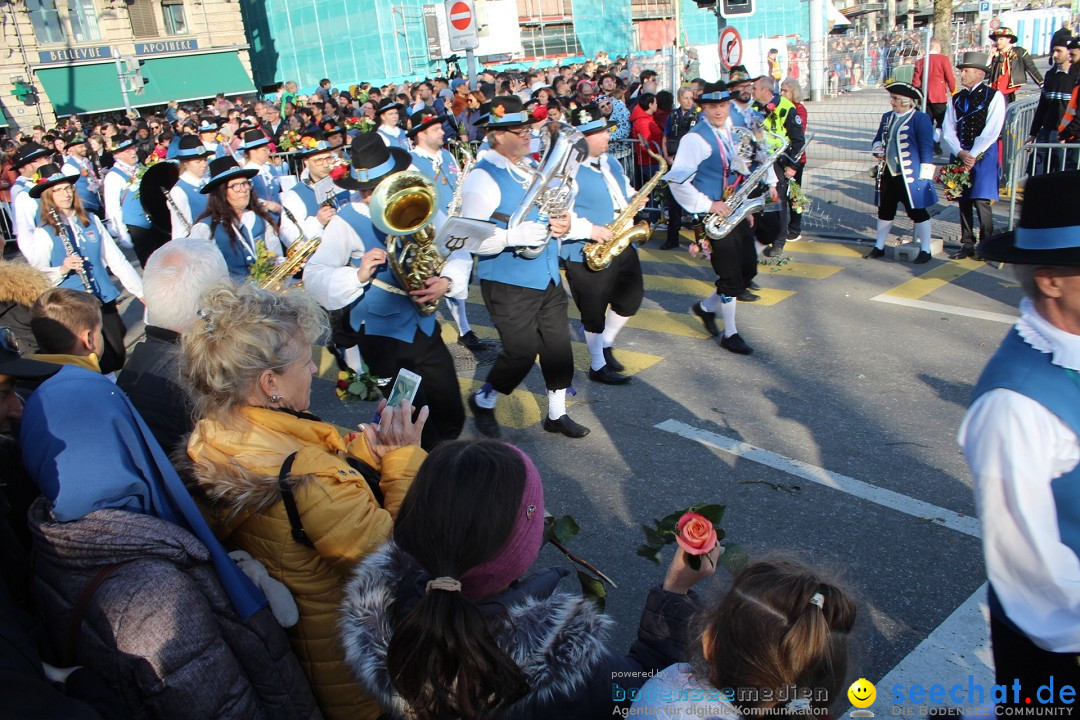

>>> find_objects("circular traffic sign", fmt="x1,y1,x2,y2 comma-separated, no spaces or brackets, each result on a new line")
449,1,472,31
989,18,1000,30
719,27,743,70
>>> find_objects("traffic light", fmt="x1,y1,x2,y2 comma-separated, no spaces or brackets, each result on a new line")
693,0,716,8
720,0,755,18
125,57,149,95
11,79,38,106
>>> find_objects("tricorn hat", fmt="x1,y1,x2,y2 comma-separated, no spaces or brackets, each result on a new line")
957,51,991,73
334,132,411,191
199,156,258,195
978,170,1080,266
885,80,922,104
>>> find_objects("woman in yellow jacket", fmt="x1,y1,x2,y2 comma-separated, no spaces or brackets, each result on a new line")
180,282,427,720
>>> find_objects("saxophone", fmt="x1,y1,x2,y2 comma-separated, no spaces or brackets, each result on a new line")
703,128,788,240
259,205,319,291
583,145,668,271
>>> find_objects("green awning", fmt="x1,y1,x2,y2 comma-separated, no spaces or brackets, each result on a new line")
37,51,254,115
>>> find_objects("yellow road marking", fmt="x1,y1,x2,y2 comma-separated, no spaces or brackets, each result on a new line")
643,275,795,306
316,345,339,381
878,257,984,300
459,378,543,429
785,242,866,258
638,248,843,280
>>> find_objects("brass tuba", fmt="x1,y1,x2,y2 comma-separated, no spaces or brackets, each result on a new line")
583,144,668,271
368,170,444,315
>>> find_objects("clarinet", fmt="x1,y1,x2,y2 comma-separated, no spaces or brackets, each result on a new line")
47,207,98,297
161,187,193,236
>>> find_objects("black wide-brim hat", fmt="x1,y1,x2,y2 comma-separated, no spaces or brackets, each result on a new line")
28,163,79,199
238,128,270,151
728,65,753,84
989,26,1018,43
979,170,1080,266
176,134,214,160
957,51,991,73
374,99,405,118
885,81,922,104
200,156,258,195
486,95,532,129
570,103,614,135
297,130,337,159
63,133,87,148
335,132,411,191
407,108,448,138
696,81,731,104
12,142,51,169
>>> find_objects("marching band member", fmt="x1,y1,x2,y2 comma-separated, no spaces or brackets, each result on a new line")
238,128,282,214
25,165,143,373
279,131,349,251
943,51,1006,260
562,103,643,385
189,157,282,278
11,142,52,255
406,106,484,351
865,82,936,264
667,82,777,356
102,134,144,251
725,67,767,297
375,99,410,150
303,134,467,450
459,95,588,439
60,133,103,218
197,117,228,159
168,135,213,239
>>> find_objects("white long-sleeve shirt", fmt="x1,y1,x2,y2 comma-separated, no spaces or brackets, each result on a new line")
459,152,544,255
943,83,1007,158
279,176,339,250
13,186,39,253
958,298,1080,652
567,153,635,241
26,214,143,298
168,172,204,239
667,118,777,214
102,161,136,245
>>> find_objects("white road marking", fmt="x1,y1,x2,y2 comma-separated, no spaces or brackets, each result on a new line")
871,295,1018,324
654,419,981,538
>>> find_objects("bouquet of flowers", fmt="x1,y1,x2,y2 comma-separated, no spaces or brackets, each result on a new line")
688,236,712,261
278,130,302,151
938,157,978,201
344,117,374,134
336,367,383,401
638,503,746,573
247,239,280,286
787,179,810,214
127,154,161,197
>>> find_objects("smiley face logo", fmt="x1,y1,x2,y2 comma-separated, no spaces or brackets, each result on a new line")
848,678,877,709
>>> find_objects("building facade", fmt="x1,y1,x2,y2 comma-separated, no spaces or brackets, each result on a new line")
1,0,255,131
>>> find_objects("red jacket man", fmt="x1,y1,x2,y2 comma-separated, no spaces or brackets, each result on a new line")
912,39,956,152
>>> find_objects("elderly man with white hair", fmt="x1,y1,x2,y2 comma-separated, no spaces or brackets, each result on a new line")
959,170,1080,699
116,238,229,454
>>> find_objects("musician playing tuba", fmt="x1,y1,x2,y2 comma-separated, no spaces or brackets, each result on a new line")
666,81,778,356
302,133,468,451
560,103,646,386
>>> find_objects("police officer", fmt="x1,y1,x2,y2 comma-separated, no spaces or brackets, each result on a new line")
751,74,805,260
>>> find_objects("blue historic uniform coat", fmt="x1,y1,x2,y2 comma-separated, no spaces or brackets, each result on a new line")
872,109,938,210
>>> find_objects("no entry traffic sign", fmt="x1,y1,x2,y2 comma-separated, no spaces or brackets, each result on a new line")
719,27,743,70
446,0,478,51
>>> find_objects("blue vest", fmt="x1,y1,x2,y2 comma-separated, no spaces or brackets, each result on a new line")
65,157,101,212
289,180,349,218
251,168,281,205
688,122,742,203
197,215,265,278
338,204,436,343
377,127,409,150
45,219,120,303
12,176,33,203
561,155,630,264
175,176,208,224
410,149,459,214
473,158,560,290
108,166,152,230
729,102,763,130
973,329,1080,622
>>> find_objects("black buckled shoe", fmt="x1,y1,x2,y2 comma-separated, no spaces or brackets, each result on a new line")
691,303,720,337
949,244,975,260
588,365,631,385
458,331,487,350
542,414,591,438
913,250,932,264
864,247,885,259
720,333,753,355
467,393,501,438
602,347,624,372
736,290,760,302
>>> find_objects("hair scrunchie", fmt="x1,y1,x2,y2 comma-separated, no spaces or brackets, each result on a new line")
426,577,462,593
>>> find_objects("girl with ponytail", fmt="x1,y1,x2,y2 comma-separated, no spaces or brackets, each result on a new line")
340,439,719,719
631,558,858,718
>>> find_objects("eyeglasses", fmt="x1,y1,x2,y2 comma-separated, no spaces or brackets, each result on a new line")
227,180,252,192
309,156,335,166
52,185,75,195
505,128,531,138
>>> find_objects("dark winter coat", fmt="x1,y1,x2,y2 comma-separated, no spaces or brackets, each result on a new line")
0,259,52,352
340,541,701,720
116,326,191,456
28,498,323,720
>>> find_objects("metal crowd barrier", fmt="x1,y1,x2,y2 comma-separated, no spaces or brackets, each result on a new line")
1000,95,1039,199
1007,141,1080,230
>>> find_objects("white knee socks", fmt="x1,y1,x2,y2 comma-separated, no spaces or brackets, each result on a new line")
701,292,723,313
601,309,631,348
915,220,932,253
584,331,606,371
719,295,737,338
548,388,567,419
446,297,471,336
876,219,893,250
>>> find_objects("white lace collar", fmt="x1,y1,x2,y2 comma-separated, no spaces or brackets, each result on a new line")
1016,297,1080,371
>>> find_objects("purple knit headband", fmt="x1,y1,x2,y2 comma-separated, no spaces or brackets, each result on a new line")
459,445,545,600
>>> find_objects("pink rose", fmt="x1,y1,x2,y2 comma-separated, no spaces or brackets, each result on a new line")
675,512,717,556
688,243,699,257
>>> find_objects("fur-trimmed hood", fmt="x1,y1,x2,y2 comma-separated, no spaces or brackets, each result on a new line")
339,540,615,719
0,259,51,307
